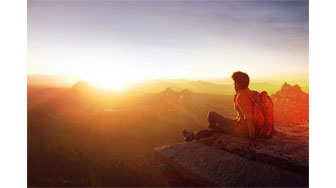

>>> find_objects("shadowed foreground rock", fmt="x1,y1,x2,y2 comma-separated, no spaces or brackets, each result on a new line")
155,123,308,187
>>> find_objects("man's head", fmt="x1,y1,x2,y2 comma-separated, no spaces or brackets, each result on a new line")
231,71,250,92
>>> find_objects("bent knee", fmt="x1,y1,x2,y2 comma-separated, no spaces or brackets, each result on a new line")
208,111,217,119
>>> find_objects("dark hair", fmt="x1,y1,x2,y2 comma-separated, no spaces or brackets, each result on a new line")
231,71,250,89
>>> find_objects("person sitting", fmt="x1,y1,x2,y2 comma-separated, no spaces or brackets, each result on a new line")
182,71,258,146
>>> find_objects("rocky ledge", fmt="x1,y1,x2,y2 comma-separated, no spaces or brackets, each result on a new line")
155,123,308,187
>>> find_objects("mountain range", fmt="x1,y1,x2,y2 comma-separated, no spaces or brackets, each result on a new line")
28,73,309,95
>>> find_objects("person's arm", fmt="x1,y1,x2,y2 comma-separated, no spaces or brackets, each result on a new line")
246,118,255,138
246,118,257,146
237,94,257,146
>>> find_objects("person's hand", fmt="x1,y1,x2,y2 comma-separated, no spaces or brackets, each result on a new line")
248,137,258,147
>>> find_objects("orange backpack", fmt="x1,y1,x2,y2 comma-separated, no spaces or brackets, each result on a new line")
248,91,274,137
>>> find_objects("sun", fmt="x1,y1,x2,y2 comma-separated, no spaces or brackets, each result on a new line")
94,80,125,92
73,60,139,92
80,73,130,92
90,78,127,92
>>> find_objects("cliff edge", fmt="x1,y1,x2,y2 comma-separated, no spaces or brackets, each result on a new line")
155,122,308,187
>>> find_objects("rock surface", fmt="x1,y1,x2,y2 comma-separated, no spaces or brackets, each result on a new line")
200,124,309,175
155,122,309,187
155,141,308,187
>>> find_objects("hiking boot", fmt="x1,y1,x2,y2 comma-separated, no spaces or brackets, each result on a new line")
182,129,195,142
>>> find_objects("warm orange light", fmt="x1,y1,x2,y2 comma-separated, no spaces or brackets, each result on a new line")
86,77,127,92
77,72,132,92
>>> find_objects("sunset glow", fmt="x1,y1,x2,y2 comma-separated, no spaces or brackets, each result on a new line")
83,74,128,92
28,0,308,87
27,0,310,186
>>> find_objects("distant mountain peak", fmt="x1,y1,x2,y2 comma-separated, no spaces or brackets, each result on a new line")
163,87,175,93
181,88,190,93
69,81,96,93
72,81,89,88
279,82,304,94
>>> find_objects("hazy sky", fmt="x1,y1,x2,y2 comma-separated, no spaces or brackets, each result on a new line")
28,0,308,89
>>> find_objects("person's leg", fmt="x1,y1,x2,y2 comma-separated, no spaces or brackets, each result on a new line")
194,129,214,140
208,111,235,135
183,111,235,141
183,129,214,141
193,111,234,140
